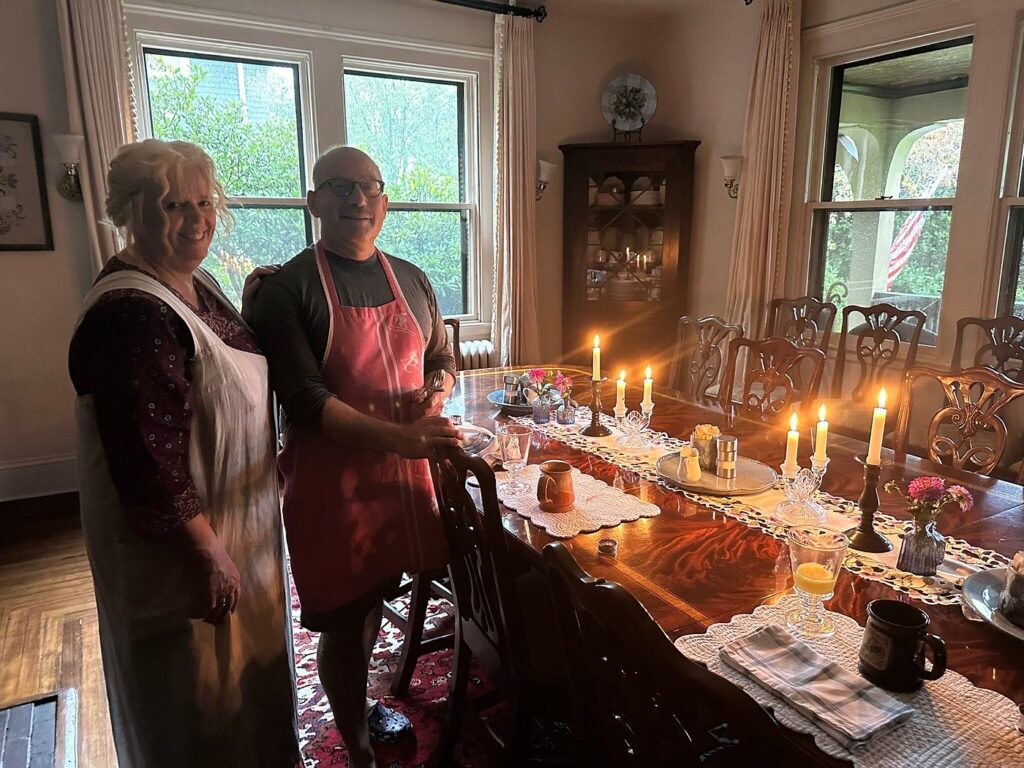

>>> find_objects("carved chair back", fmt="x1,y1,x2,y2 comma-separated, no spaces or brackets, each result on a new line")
542,542,802,767
719,336,826,422
767,296,838,350
669,315,744,400
894,366,1024,480
832,303,926,401
951,316,1024,383
444,317,461,371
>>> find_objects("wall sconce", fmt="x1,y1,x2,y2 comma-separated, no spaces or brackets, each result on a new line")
721,155,741,199
536,159,557,200
53,134,84,201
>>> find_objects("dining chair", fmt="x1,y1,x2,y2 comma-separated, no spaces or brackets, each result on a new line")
718,336,826,422
831,303,926,401
541,542,809,767
381,570,453,696
766,296,838,350
668,315,744,401
950,315,1024,383
893,365,1024,481
429,448,572,767
444,317,461,371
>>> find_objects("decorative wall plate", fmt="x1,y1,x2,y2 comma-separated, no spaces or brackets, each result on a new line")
601,74,657,131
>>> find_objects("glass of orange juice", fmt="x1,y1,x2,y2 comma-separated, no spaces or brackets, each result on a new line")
786,526,849,638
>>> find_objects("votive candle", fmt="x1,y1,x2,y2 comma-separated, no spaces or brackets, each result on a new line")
866,388,887,465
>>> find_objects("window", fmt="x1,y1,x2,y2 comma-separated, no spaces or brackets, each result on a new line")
139,47,311,307
810,38,972,342
343,67,476,319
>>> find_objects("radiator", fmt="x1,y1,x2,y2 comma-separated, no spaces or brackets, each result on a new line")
459,339,495,370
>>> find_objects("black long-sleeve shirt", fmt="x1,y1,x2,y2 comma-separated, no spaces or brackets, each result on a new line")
252,246,456,428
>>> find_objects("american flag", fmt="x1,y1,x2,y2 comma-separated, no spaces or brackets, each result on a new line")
886,210,925,290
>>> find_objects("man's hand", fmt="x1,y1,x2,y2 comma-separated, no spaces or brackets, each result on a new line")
394,416,462,459
240,264,281,326
411,387,446,419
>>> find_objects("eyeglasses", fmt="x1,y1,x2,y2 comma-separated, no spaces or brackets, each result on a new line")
315,176,386,198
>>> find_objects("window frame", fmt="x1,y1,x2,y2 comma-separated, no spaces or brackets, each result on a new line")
995,20,1024,317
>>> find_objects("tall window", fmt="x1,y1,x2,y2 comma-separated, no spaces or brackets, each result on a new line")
343,68,475,319
811,38,972,342
140,48,311,307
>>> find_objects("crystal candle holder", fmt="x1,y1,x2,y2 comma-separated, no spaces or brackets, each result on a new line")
775,456,830,526
615,409,653,450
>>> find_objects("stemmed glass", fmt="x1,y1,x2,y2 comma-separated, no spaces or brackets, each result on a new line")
786,526,849,638
496,423,532,494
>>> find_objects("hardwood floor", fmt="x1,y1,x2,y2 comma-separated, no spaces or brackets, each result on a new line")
0,494,117,767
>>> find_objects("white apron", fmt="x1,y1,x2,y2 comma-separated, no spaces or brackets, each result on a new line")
73,269,299,767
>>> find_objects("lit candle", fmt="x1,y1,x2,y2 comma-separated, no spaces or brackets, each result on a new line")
616,370,626,410
783,412,800,473
866,388,887,465
814,403,829,462
592,333,601,380
642,365,654,409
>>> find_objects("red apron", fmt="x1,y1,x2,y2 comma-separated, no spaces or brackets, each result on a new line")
280,242,446,614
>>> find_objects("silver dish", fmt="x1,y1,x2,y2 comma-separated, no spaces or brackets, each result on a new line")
486,389,562,414
655,453,777,496
458,424,495,457
961,568,1024,643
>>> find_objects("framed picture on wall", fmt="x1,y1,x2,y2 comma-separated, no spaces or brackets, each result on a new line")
0,112,53,251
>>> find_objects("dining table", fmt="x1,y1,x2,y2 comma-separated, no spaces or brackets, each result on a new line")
450,365,1024,766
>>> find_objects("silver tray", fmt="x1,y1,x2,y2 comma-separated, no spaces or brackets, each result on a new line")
486,389,562,414
655,453,777,496
961,568,1024,643
459,424,495,457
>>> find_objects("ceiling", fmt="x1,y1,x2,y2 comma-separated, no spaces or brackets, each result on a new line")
844,43,972,93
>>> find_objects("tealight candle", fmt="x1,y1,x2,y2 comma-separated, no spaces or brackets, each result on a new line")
866,388,887,465
616,370,626,410
783,412,800,473
641,365,654,409
592,333,601,380
814,403,829,462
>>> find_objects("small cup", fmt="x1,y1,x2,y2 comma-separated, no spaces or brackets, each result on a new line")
537,460,574,513
858,599,947,692
690,433,717,471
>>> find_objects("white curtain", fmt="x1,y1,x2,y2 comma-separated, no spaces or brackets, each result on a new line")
724,0,802,339
493,15,541,366
55,0,136,275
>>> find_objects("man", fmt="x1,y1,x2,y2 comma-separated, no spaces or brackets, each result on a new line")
253,146,459,768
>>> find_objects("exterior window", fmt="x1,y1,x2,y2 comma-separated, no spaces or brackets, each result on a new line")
811,38,972,342
141,48,311,306
343,70,473,318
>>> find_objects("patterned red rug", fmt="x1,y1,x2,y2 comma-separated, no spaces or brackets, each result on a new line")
292,580,491,768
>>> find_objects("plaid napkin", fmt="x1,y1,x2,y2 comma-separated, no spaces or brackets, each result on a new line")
719,625,914,750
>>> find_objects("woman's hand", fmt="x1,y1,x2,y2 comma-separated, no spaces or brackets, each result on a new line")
240,264,281,326
178,513,242,624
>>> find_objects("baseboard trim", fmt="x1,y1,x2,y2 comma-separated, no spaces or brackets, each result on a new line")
0,454,78,502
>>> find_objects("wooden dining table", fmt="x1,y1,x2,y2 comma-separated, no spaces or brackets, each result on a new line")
454,366,1024,764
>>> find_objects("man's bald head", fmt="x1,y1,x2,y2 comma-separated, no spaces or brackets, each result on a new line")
311,146,383,188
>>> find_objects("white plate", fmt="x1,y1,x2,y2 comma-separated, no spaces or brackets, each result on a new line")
655,453,777,496
961,568,1024,643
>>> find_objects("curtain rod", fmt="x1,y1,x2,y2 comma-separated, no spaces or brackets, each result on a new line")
435,0,547,22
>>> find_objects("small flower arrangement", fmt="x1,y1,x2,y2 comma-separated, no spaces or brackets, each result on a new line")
522,368,574,403
884,476,973,524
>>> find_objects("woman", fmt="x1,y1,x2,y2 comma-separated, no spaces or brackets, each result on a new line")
68,139,299,767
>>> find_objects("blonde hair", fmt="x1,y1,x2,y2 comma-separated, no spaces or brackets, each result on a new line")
105,139,232,248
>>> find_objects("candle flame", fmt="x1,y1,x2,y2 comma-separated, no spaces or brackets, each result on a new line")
879,388,887,409
618,369,626,382
818,403,826,422
645,365,652,379
593,333,600,348
790,412,798,431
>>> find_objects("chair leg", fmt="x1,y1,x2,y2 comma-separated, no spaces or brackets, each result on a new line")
432,625,470,768
390,573,432,697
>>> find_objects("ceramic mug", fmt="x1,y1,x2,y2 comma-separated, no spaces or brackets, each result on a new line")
858,599,947,692
537,460,574,513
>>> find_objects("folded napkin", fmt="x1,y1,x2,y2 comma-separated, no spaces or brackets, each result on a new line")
719,625,914,750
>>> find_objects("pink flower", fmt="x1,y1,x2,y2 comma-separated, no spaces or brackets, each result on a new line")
553,372,573,394
528,368,547,383
947,485,973,512
907,476,945,504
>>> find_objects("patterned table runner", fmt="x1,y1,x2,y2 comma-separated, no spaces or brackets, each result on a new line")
513,410,1010,605
674,596,1024,767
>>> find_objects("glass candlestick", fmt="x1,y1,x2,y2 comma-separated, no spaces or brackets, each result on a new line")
582,377,612,437
775,456,830,526
615,409,652,450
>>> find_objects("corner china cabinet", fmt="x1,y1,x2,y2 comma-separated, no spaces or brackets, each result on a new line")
560,141,698,380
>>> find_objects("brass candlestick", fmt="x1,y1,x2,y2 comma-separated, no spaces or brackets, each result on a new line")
845,455,893,553
582,377,612,437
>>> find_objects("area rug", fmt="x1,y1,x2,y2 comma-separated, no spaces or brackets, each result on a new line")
292,580,492,768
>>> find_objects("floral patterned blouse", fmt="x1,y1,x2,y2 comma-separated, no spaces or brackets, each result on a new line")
69,257,261,536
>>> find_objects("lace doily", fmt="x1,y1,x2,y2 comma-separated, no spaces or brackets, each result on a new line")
674,596,1024,767
516,412,1011,605
495,463,660,538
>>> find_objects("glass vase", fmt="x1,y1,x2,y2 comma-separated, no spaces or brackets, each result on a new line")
531,397,553,424
896,518,946,576
556,400,577,425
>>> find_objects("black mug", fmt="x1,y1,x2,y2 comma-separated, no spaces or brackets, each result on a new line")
858,599,947,692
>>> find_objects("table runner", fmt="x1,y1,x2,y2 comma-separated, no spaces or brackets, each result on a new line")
513,410,1011,605
674,596,1024,767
